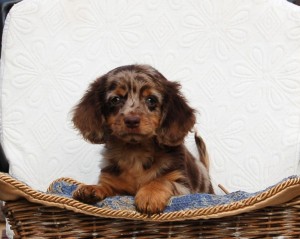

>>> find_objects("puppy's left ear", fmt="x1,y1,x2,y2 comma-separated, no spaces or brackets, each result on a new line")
156,81,196,146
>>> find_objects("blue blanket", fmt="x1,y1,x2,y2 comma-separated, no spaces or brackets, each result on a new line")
48,176,297,213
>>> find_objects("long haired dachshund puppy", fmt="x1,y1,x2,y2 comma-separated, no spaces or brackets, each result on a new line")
72,64,214,214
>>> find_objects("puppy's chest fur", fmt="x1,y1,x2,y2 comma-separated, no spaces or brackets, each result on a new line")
101,143,170,192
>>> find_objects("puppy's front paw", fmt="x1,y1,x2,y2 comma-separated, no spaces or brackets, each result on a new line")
135,187,171,215
72,185,106,204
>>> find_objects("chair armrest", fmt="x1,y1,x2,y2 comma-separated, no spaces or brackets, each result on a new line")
0,0,22,56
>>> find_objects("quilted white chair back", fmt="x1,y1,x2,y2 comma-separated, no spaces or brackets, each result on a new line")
1,0,300,194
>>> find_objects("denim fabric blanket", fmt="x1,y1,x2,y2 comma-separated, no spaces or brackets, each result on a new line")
48,176,297,213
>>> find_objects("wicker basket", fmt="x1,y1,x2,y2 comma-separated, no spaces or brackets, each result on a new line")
1,173,300,238
3,197,300,239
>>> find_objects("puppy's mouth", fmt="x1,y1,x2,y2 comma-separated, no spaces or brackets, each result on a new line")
109,122,155,143
118,130,152,144
118,133,144,144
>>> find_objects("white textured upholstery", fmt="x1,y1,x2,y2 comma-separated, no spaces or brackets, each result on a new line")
1,0,300,195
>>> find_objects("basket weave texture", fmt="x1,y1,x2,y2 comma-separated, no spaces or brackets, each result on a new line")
1,173,300,238
4,198,300,238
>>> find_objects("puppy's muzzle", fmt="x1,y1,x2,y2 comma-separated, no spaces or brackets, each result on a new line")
124,115,140,128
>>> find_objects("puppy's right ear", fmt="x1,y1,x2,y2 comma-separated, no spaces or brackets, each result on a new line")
72,76,108,144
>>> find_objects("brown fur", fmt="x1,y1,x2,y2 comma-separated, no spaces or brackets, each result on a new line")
72,64,214,214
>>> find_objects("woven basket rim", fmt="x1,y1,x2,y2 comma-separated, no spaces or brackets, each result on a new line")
1,173,300,222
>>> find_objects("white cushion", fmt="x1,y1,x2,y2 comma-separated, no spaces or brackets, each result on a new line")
1,0,300,193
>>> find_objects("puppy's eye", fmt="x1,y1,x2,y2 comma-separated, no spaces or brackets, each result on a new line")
145,96,158,109
109,96,122,106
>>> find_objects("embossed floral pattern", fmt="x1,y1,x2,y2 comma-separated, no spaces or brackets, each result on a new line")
2,111,23,146
181,0,249,61
12,40,82,111
231,45,300,110
73,0,143,62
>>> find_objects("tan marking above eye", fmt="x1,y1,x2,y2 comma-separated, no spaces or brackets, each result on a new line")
142,89,153,98
106,87,127,101
139,86,162,102
114,88,127,97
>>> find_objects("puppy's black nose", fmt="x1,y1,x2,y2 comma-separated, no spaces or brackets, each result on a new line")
124,115,140,128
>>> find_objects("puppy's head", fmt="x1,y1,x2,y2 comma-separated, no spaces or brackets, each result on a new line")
72,65,195,146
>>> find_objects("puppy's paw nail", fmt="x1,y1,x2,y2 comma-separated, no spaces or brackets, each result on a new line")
72,185,104,204
135,191,168,215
